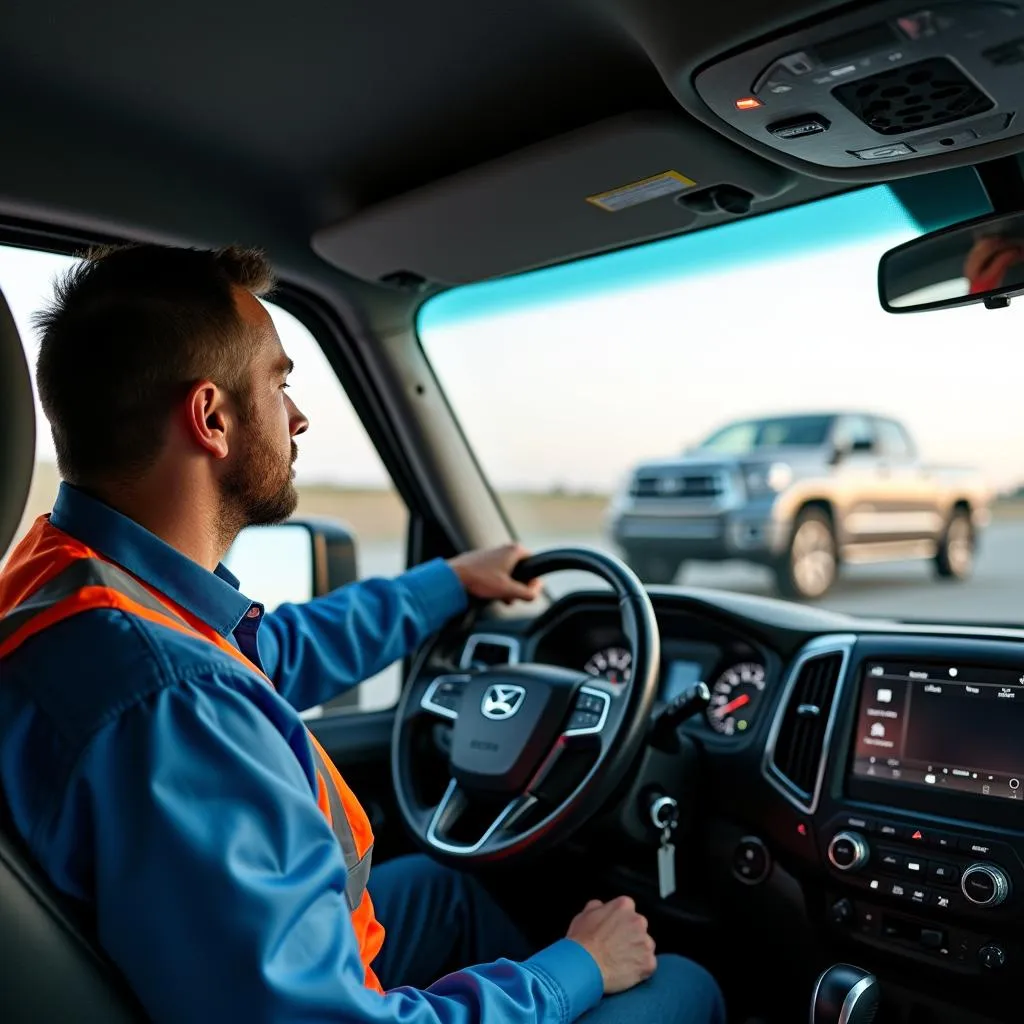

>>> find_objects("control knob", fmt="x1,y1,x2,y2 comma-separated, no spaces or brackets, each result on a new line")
961,863,1011,908
827,831,870,872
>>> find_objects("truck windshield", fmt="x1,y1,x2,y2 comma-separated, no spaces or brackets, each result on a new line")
420,174,1024,622
699,416,833,454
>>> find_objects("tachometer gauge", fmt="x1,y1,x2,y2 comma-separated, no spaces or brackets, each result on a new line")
584,646,633,685
707,662,766,736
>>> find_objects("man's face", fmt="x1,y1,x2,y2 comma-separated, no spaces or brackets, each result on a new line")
221,288,308,528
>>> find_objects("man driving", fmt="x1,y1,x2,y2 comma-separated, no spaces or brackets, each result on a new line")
0,244,724,1024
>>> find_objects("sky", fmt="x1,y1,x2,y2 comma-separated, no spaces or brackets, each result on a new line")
4,182,1024,501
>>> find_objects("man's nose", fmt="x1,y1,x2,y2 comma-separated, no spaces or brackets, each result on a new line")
287,395,309,436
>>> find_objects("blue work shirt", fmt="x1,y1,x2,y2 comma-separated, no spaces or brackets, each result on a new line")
0,483,603,1024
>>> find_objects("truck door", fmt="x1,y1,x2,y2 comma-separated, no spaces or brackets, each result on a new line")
871,418,941,542
831,415,889,545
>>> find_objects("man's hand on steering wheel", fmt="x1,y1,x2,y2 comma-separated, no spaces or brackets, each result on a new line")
448,543,544,604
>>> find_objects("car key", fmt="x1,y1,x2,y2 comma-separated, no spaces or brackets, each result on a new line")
650,795,679,899
658,825,677,899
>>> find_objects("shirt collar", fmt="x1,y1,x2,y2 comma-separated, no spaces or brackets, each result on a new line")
50,482,255,637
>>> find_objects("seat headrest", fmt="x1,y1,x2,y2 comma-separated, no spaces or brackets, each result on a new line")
0,287,35,557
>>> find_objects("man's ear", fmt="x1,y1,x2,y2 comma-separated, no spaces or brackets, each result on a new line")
184,380,231,460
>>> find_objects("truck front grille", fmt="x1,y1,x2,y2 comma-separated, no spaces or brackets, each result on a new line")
631,472,723,500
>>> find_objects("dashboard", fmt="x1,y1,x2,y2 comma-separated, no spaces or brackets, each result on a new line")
456,588,1024,1020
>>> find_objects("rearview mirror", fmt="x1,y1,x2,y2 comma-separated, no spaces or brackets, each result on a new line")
879,210,1024,314
223,516,358,611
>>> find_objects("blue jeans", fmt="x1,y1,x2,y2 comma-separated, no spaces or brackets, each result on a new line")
368,854,726,1024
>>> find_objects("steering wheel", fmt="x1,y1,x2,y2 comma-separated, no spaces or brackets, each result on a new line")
391,547,660,864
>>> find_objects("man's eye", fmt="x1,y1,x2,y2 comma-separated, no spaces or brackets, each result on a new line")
281,382,291,390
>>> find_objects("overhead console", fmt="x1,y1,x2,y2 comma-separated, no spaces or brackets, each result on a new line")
694,1,1024,172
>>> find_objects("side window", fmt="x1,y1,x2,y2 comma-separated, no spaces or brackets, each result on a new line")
0,246,407,717
875,419,915,460
833,415,875,452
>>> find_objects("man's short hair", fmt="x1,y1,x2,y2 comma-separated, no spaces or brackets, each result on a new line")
34,244,276,486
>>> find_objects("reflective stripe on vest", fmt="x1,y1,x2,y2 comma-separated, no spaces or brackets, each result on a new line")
0,554,372,914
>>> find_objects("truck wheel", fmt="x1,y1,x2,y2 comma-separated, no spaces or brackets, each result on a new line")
775,508,837,601
625,553,682,585
934,509,974,581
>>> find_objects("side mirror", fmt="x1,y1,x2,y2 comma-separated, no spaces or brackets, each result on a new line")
223,516,359,611
831,438,873,464
879,209,1024,313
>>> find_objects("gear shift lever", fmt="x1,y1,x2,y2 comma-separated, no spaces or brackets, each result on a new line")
810,964,880,1024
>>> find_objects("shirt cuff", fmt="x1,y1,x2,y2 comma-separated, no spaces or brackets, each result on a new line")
400,558,469,633
524,938,604,1023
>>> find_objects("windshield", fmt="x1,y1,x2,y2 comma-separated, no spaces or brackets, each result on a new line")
420,172,1024,622
699,415,833,454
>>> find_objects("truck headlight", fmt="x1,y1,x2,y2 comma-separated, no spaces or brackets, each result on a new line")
744,462,793,495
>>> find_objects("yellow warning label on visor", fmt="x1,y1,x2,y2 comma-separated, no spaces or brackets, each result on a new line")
586,170,697,213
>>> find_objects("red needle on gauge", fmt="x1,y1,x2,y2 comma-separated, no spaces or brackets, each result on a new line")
714,693,751,718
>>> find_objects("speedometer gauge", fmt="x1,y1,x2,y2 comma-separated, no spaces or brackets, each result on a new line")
707,662,766,736
584,646,633,685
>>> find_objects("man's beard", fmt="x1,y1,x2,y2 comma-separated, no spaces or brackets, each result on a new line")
220,421,299,545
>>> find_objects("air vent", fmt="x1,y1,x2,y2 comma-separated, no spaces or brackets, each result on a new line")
769,649,845,806
833,57,994,136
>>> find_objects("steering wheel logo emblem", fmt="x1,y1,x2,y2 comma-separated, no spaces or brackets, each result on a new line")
481,684,526,720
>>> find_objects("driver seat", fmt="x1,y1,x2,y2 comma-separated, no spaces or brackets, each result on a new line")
0,284,148,1022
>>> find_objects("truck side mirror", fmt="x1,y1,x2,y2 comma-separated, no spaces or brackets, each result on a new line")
223,516,359,610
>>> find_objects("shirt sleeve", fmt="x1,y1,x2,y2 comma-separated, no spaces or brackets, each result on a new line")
72,673,602,1024
258,558,468,711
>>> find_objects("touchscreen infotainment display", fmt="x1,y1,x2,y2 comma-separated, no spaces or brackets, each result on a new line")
850,661,1024,802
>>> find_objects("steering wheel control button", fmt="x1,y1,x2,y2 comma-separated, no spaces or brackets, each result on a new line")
828,831,870,872
733,836,771,885
961,863,1010,907
564,687,610,736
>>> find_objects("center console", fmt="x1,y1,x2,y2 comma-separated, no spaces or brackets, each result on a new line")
769,635,1024,992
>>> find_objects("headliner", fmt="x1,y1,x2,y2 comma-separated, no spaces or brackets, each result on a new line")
0,0,1014,284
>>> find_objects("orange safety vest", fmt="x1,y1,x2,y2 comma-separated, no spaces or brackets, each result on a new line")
0,516,386,993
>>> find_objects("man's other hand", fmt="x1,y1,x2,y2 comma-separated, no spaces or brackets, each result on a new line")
566,896,658,995
448,543,542,604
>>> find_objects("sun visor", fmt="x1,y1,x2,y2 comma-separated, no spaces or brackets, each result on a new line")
312,113,796,286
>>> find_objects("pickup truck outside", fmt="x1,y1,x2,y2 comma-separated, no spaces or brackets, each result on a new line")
606,412,993,600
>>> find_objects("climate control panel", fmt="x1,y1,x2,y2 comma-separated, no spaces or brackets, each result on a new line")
819,814,1022,918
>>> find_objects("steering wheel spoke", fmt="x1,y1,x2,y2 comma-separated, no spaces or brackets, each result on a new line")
425,779,537,855
419,673,472,721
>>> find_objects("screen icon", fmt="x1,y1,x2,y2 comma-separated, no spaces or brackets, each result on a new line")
1011,779,1021,791
870,723,886,738
871,666,884,677
925,773,937,785
876,688,893,704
